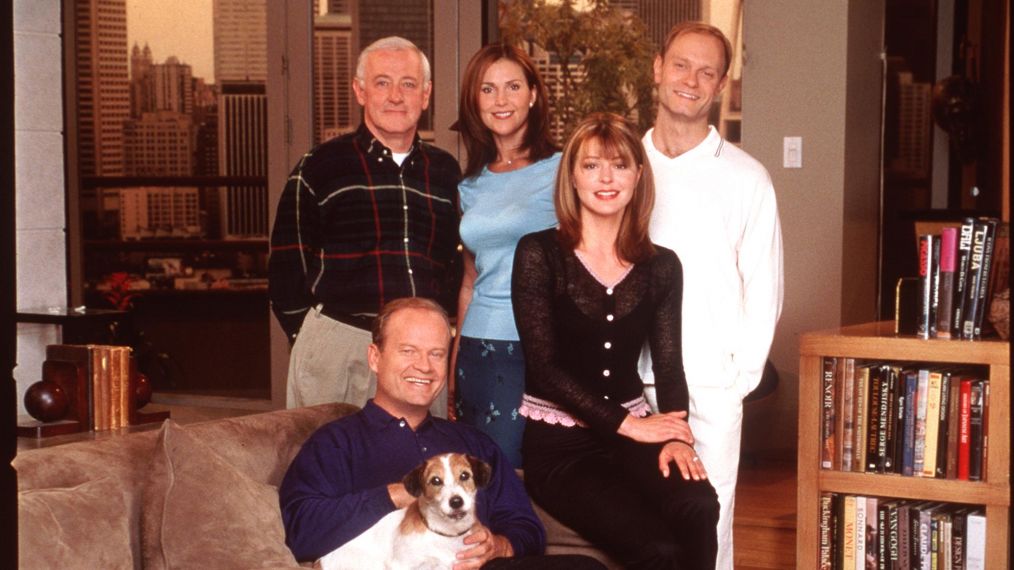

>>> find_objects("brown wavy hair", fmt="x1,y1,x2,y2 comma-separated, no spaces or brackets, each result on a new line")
555,113,655,264
458,43,556,179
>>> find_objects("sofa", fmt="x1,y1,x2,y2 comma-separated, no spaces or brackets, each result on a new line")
15,402,616,569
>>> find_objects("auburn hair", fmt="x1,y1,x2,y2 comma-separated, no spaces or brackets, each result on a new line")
458,43,556,179
555,113,655,264
659,21,734,79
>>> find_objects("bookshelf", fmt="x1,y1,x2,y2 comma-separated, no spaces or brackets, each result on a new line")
796,321,1010,568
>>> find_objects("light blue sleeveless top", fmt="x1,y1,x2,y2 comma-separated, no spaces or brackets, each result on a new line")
458,153,560,340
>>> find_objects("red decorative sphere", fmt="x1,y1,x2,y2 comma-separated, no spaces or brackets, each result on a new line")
25,380,70,423
134,372,153,408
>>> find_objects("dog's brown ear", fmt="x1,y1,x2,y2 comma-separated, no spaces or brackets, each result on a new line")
467,455,492,488
403,462,427,497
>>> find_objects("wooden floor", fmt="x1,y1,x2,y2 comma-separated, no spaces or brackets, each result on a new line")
733,459,797,569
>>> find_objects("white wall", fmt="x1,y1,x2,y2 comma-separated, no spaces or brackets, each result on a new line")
13,0,66,416
740,0,885,459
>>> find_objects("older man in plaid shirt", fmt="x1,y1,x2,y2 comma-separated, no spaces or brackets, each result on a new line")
269,36,461,410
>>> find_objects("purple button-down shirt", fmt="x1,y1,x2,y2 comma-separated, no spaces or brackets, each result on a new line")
279,400,546,562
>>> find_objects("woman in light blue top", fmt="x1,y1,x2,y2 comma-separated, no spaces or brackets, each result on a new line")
453,44,560,467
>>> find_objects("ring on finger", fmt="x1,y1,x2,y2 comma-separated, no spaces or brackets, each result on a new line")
692,456,700,462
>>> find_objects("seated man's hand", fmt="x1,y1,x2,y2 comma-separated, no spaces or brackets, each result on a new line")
453,523,513,570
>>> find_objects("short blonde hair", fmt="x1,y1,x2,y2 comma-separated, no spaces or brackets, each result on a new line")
555,113,655,264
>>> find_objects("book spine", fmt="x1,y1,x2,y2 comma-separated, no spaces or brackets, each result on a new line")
961,221,988,339
945,377,961,479
901,370,917,476
934,372,951,478
834,494,844,570
891,368,907,476
950,509,965,570
855,497,867,570
929,512,940,570
920,371,942,478
897,503,911,570
866,367,883,472
917,234,934,339
876,502,888,570
972,218,998,337
822,357,836,469
957,379,972,480
882,367,898,473
842,358,856,472
855,365,870,473
887,503,900,570
967,380,985,481
952,218,975,334
964,511,985,570
918,505,932,570
913,369,929,475
820,493,834,570
865,496,878,570
935,227,958,338
834,357,846,471
979,380,989,480
929,235,941,337
876,367,892,472
109,346,122,430
843,495,857,570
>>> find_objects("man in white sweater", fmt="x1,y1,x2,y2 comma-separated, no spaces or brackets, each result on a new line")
639,21,784,570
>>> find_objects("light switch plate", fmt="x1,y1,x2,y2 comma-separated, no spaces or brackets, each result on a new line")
783,136,802,168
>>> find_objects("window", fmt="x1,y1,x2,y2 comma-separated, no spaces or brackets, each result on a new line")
66,0,477,404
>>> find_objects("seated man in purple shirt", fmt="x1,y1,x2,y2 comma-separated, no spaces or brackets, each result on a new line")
279,297,601,569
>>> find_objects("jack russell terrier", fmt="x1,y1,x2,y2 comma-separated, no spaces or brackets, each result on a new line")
318,453,492,570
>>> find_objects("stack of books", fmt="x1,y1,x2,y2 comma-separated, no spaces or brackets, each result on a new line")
821,358,989,480
917,218,1007,340
819,493,986,570
47,344,133,430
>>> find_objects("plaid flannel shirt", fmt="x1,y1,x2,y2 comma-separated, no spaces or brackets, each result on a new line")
269,124,462,341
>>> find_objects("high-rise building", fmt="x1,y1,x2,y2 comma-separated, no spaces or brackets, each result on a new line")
622,0,701,51
314,0,351,15
893,71,932,177
213,0,268,83
119,187,202,240
218,83,268,238
130,49,196,117
313,12,354,143
130,43,154,117
123,111,195,176
75,0,129,177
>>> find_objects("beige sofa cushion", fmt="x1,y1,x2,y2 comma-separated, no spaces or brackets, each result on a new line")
142,420,300,569
19,477,133,570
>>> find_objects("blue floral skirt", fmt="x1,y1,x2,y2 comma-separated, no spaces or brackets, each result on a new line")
455,336,526,468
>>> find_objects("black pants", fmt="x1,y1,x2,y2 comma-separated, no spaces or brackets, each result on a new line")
522,421,719,570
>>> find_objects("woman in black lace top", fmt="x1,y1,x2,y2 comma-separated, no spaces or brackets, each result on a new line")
512,113,718,569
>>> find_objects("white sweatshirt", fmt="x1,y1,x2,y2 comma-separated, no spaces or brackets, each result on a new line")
640,126,784,396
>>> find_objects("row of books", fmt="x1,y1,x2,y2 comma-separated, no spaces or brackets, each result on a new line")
821,358,989,479
917,217,1006,340
818,493,986,570
48,344,133,430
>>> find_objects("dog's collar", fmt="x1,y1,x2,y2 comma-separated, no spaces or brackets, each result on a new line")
425,519,471,538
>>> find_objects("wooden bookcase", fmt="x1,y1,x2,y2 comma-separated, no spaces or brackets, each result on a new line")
796,321,1010,568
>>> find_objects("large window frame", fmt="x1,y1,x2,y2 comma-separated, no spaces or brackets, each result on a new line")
61,1,484,407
